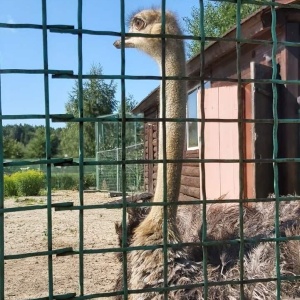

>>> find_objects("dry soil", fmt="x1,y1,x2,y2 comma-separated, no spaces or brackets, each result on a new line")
4,190,122,300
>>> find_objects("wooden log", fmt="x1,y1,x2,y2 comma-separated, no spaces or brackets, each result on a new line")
180,185,200,199
185,149,199,158
182,162,200,167
181,166,200,177
179,193,200,201
181,175,200,188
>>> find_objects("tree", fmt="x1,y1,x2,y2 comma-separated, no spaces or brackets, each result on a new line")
97,94,140,151
25,127,61,158
3,124,35,146
25,127,46,158
3,137,25,159
3,124,62,159
120,94,143,148
60,64,118,157
117,94,138,114
184,3,260,58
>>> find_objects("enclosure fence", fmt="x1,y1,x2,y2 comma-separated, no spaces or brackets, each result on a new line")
96,144,144,192
1,0,300,300
95,113,144,192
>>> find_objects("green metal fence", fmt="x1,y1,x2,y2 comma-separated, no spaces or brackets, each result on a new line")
95,113,144,192
1,1,300,299
96,145,144,192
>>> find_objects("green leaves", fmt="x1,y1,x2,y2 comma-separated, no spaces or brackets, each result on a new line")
60,63,118,157
4,170,45,197
60,64,138,158
3,125,61,159
184,3,260,58
3,137,25,159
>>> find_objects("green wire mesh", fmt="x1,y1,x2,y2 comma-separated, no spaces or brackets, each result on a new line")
1,0,300,299
0,43,4,299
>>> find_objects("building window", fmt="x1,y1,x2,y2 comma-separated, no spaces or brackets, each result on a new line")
187,88,198,149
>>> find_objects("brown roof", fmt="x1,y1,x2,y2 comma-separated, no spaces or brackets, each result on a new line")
132,86,159,114
187,0,299,77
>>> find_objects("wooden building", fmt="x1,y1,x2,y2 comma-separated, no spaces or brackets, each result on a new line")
132,1,300,200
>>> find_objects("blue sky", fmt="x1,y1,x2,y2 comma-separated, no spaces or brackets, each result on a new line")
0,0,199,128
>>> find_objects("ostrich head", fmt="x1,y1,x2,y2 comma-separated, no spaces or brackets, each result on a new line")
113,9,183,62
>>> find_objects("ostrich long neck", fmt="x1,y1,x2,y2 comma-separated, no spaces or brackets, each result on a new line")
128,35,186,297
148,41,186,222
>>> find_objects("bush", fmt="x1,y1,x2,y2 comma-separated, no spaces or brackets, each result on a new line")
4,170,96,196
83,173,96,189
51,173,96,190
4,174,18,197
51,173,78,190
11,170,45,196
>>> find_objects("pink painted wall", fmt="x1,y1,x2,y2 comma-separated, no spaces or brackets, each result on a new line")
198,86,240,200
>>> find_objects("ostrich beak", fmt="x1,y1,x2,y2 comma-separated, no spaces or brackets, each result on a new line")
113,40,121,48
113,37,135,49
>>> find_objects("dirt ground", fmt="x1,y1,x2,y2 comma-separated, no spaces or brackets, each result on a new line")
4,190,123,299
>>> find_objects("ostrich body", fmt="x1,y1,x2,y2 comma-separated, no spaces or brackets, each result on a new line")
114,192,202,262
113,9,300,299
112,193,300,299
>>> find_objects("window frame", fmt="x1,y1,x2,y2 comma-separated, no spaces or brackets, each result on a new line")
186,86,199,150
186,82,211,150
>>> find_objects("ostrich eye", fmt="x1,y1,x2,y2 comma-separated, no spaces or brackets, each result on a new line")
133,18,145,30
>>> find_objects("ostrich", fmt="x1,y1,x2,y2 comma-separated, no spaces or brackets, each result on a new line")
113,8,202,299
113,192,300,270
113,9,300,299
113,192,203,262
112,192,227,263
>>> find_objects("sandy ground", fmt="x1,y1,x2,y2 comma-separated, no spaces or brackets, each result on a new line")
4,190,122,300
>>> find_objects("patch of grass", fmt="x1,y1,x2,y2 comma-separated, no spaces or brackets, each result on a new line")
39,189,48,196
15,198,45,206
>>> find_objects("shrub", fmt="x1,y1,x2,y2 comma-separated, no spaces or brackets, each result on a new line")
12,170,45,196
51,173,78,190
4,174,18,197
51,173,96,190
83,173,96,189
